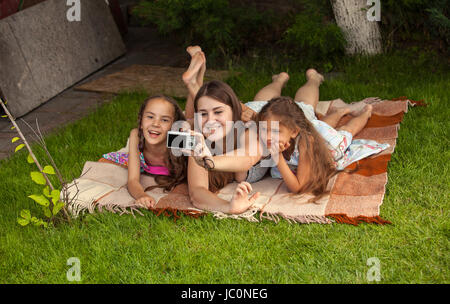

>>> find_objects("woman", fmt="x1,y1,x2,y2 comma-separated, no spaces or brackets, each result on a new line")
186,79,262,214
181,46,354,214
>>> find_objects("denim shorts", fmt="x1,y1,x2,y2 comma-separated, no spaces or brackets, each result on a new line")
245,161,270,183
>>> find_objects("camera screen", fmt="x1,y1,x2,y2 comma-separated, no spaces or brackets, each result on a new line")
167,133,186,149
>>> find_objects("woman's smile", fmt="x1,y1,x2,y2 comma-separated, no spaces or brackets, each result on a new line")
197,96,234,142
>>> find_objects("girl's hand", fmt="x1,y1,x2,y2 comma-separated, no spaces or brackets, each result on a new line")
269,140,290,166
280,140,291,152
135,195,156,209
229,182,260,214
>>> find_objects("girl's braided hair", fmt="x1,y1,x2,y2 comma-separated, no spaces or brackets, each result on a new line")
137,95,187,192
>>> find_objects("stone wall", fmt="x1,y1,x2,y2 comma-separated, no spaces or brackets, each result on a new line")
0,0,126,117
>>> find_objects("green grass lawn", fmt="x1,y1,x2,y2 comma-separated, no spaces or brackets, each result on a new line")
0,50,448,283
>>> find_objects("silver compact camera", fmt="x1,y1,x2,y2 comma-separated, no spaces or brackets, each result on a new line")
166,131,196,150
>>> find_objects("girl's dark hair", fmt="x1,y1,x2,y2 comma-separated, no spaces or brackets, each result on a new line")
137,95,187,192
257,96,338,200
194,80,241,192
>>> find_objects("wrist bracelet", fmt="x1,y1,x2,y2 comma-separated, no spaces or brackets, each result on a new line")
202,157,215,170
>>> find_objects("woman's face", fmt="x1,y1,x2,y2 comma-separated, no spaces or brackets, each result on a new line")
196,96,234,142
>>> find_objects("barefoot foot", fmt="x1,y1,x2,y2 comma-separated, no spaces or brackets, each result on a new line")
306,68,324,85
186,45,202,57
272,72,290,88
362,104,373,118
333,107,351,116
182,51,205,88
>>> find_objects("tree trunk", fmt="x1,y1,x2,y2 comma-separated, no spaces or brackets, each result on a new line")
331,0,382,55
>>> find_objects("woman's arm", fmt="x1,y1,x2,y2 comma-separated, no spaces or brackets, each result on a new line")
205,154,260,172
192,129,263,172
276,156,311,193
188,157,259,214
127,129,155,206
188,156,234,213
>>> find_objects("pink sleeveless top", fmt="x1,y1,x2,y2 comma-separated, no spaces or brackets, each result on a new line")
102,151,170,176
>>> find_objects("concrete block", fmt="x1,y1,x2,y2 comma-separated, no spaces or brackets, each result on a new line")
0,0,126,118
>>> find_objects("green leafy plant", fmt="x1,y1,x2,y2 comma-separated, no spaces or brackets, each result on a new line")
282,0,346,64
132,0,273,59
426,6,450,46
382,0,449,52
1,98,72,228
283,9,346,63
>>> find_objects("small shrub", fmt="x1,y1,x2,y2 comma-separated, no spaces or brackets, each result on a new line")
283,13,346,62
132,0,273,59
1,98,71,228
382,0,449,52
426,6,450,46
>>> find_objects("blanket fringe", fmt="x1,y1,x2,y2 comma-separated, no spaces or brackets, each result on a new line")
262,212,333,224
212,208,260,222
211,209,333,225
212,209,392,226
67,198,205,222
278,214,333,224
149,207,206,222
327,213,392,226
67,198,97,218
391,96,427,107
68,200,391,226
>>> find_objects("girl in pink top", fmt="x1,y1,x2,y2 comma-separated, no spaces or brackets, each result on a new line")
103,95,187,208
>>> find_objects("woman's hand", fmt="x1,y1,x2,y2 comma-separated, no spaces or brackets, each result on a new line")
135,194,156,209
182,131,214,169
229,182,260,214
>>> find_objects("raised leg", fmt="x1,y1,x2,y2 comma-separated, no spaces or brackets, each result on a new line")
183,46,206,119
294,68,324,111
186,46,206,88
252,72,290,101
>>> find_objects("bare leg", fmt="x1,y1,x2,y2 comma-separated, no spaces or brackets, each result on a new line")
321,108,351,128
187,46,206,88
338,105,373,136
183,47,206,119
253,72,290,101
294,68,324,111
182,51,204,93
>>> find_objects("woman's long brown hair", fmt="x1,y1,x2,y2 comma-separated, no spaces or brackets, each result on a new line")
194,80,242,121
194,80,242,192
137,95,187,192
257,96,338,200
